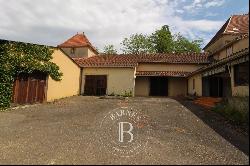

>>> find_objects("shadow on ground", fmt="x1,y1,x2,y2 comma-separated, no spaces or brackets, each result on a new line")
173,97,249,156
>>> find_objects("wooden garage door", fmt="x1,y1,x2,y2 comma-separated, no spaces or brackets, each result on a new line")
12,72,47,104
84,75,107,96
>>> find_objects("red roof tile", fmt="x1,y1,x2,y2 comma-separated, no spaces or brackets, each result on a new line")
73,52,209,67
136,71,191,77
204,14,249,50
58,33,98,53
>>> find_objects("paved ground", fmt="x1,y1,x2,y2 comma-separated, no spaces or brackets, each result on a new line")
0,96,249,165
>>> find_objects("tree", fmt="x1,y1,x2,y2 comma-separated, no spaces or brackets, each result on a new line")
151,25,174,53
120,25,203,54
103,45,117,54
173,33,203,53
121,34,155,54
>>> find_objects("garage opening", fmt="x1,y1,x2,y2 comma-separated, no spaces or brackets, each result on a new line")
84,75,107,96
150,77,168,96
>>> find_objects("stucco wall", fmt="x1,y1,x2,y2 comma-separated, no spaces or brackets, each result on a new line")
188,74,203,96
47,48,81,101
204,35,237,53
137,63,203,72
217,37,249,60
168,77,187,96
82,67,136,96
230,66,249,97
61,47,96,58
135,77,150,96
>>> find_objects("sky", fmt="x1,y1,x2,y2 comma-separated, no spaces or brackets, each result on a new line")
0,0,249,52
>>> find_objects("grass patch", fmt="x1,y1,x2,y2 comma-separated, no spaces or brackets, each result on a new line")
212,97,249,125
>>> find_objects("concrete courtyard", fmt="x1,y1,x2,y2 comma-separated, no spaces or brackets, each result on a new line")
0,96,248,164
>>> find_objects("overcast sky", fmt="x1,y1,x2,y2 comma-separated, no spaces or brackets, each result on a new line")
0,0,248,52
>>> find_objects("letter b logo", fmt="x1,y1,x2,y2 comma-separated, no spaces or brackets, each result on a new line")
118,122,134,143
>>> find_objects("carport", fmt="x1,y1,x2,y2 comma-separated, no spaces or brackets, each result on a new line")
134,71,189,97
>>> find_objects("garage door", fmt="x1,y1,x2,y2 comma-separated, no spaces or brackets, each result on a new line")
12,72,47,104
84,75,107,96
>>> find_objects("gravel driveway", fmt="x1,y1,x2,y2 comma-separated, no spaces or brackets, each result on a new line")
0,96,248,165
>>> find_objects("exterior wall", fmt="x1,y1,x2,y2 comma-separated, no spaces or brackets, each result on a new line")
230,66,249,97
61,47,96,58
47,48,81,101
135,77,150,96
82,67,136,96
188,74,203,96
204,35,237,53
217,37,249,60
88,48,96,57
168,77,187,96
137,63,203,72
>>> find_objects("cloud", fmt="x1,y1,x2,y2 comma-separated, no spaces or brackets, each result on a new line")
0,0,224,52
183,0,225,12
204,0,225,8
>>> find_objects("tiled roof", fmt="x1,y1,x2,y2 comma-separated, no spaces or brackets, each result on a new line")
73,53,209,67
136,71,191,77
58,33,98,53
204,14,249,50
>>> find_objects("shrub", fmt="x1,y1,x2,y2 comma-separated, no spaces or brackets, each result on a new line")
212,97,249,125
122,90,132,97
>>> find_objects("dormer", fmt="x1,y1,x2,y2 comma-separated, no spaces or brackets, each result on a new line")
58,32,98,58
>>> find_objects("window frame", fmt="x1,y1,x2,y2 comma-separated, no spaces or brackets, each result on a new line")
234,62,249,86
226,46,233,57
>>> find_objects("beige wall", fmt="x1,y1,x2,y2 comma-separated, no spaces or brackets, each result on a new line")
135,77,150,96
230,66,249,97
82,67,136,96
188,74,203,96
61,47,96,58
217,37,249,60
168,77,187,96
204,35,237,53
47,48,81,101
137,63,203,72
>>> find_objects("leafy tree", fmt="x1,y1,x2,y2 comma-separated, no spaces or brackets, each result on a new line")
103,45,117,54
121,34,155,54
151,25,174,53
0,40,62,109
120,25,203,54
173,33,203,53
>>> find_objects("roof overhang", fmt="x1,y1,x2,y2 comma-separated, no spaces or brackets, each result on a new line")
136,71,191,77
189,48,249,77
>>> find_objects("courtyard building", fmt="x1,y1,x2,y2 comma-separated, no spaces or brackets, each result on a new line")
1,13,248,104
